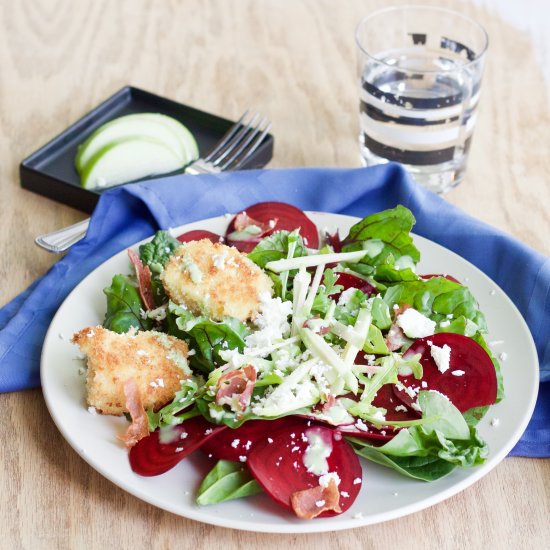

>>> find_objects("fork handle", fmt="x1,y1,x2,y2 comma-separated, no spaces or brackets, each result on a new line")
35,218,90,253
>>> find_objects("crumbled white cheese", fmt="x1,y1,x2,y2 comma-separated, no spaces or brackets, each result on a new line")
353,478,362,485
451,370,465,377
337,288,358,307
439,320,451,328
499,352,508,361
396,308,436,338
319,472,341,487
245,293,292,350
430,343,452,373
371,410,386,422
490,418,500,427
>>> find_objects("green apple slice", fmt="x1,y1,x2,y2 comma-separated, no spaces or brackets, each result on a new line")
75,113,197,172
139,113,199,162
80,136,184,190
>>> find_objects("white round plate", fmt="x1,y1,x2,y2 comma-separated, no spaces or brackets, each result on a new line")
41,212,539,533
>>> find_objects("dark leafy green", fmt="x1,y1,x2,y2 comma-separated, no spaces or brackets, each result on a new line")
350,446,456,481
168,302,250,373
139,230,181,305
247,230,307,268
103,275,152,333
383,277,487,329
349,390,489,480
139,230,181,272
342,206,421,276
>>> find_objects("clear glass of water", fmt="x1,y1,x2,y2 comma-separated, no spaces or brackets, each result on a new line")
355,6,488,193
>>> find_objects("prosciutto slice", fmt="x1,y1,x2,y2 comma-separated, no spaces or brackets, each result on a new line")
127,249,156,311
290,477,342,519
216,365,257,413
119,378,149,448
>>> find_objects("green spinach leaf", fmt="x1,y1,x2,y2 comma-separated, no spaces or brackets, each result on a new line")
103,274,152,333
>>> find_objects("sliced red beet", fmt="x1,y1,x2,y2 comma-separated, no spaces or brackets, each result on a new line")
326,230,342,252
247,423,362,516
334,272,377,299
394,332,497,413
176,229,223,244
420,274,461,284
335,381,420,443
225,202,320,252
200,417,307,461
129,416,226,477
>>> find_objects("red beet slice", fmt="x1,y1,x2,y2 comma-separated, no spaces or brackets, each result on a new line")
420,274,461,284
176,230,223,244
129,416,226,476
326,230,342,252
335,383,420,443
247,423,362,516
200,417,307,462
225,202,320,252
334,272,377,299
394,332,497,413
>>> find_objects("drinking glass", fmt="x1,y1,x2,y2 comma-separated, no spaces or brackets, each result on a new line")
355,6,488,193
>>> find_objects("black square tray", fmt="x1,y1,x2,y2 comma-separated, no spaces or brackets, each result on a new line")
20,86,274,213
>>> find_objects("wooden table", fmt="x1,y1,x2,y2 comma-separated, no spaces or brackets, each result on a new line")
1,1,548,548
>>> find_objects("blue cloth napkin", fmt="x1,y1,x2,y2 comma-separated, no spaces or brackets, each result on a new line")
1,165,548,456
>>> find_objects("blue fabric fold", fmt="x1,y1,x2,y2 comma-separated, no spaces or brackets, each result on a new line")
1,164,548,456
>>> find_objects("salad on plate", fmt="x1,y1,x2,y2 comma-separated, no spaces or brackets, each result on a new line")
71,202,503,520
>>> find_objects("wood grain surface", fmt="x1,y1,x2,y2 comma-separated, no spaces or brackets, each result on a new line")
0,1,548,548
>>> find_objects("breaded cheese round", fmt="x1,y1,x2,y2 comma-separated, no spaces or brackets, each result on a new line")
161,239,273,322
72,326,190,416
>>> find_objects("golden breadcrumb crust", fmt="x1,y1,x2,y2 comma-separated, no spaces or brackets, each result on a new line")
72,326,190,415
161,239,272,321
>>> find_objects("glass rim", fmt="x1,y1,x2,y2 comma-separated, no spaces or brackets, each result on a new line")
355,5,489,73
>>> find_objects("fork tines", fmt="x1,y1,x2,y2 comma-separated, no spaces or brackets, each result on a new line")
205,110,272,171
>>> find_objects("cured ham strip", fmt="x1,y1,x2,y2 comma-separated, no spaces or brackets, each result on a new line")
216,365,257,412
290,478,342,520
127,249,156,311
119,378,149,448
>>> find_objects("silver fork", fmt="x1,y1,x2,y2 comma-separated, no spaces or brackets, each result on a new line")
35,110,272,253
